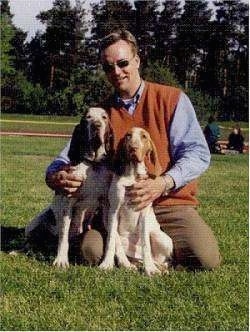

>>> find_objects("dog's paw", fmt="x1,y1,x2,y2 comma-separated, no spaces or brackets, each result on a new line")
160,261,171,275
98,260,114,270
53,257,69,268
127,263,138,271
117,255,136,269
9,246,28,256
144,264,162,276
9,250,21,256
119,260,138,271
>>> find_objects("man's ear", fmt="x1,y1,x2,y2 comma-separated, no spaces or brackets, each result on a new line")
135,54,140,69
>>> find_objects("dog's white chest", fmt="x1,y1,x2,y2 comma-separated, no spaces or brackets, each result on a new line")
78,166,111,201
119,204,140,232
109,175,143,259
118,207,143,259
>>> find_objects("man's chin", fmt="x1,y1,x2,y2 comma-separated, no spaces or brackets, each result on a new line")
113,78,128,90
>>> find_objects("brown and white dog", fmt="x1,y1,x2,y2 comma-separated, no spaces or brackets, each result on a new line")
52,107,114,268
99,127,173,276
25,107,113,268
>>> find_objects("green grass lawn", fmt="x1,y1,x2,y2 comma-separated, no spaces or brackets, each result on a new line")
1,135,248,331
1,113,81,123
0,114,79,135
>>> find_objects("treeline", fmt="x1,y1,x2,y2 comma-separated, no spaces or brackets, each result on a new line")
1,0,248,121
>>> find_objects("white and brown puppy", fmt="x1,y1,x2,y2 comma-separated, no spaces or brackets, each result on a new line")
26,107,113,268
99,127,173,276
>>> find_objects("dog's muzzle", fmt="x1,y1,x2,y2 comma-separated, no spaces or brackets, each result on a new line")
127,146,142,162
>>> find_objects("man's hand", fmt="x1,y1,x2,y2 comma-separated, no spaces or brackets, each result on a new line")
125,175,173,211
46,165,83,197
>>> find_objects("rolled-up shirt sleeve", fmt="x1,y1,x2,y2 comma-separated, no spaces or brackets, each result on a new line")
46,139,71,175
164,92,211,190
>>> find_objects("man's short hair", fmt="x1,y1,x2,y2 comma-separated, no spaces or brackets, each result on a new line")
99,30,138,55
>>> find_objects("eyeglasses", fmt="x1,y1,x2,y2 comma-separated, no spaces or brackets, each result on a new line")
102,56,135,74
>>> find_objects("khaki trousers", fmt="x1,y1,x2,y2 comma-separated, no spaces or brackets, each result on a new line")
81,205,222,270
154,205,221,269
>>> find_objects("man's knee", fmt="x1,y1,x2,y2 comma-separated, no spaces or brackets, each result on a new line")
80,229,104,265
155,205,222,271
173,244,222,271
197,245,222,270
183,223,222,270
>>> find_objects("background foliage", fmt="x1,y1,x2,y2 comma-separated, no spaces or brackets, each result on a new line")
1,0,248,121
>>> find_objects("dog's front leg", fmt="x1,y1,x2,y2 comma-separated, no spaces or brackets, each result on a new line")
99,208,119,270
53,201,73,268
150,230,173,274
71,203,87,237
99,178,124,270
115,232,137,270
102,198,133,269
141,207,161,276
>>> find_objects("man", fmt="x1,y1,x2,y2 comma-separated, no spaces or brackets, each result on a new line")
227,125,244,153
203,115,221,153
40,30,221,270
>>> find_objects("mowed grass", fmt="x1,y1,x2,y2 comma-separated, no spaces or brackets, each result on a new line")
0,117,78,135
1,135,249,331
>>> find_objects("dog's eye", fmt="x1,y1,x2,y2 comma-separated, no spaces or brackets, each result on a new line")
142,134,147,139
86,115,91,119
102,115,107,120
126,134,132,140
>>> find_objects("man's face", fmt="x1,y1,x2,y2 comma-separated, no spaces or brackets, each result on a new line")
233,128,239,134
101,40,140,98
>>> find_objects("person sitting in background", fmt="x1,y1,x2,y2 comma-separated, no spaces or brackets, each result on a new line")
227,125,244,153
203,116,221,153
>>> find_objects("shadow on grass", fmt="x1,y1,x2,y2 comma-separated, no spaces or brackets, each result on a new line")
0,225,83,265
1,225,26,252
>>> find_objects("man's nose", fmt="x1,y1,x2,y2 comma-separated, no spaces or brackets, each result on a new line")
113,64,122,75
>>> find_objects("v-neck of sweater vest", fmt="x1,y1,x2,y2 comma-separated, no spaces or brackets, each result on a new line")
117,81,149,120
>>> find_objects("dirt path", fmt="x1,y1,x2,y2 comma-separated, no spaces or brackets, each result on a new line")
1,119,77,125
0,131,71,138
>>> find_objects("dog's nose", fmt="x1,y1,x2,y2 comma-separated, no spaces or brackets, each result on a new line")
92,121,102,129
129,141,139,148
129,146,139,152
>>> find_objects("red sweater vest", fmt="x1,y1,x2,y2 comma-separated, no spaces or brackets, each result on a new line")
103,81,198,206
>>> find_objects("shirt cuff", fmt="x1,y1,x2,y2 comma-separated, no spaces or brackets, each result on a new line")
164,168,184,190
161,174,175,196
46,160,68,176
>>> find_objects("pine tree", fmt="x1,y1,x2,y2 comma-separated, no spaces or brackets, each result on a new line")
1,0,15,85
26,32,48,87
1,0,29,112
155,0,182,68
36,0,88,90
88,0,135,68
175,0,212,90
205,0,249,120
91,0,135,39
133,0,159,66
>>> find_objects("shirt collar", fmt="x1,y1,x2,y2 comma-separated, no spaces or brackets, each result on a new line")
114,80,145,108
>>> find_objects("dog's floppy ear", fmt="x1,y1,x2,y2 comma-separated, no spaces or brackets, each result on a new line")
68,117,89,165
104,121,115,156
112,136,128,176
147,138,162,177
